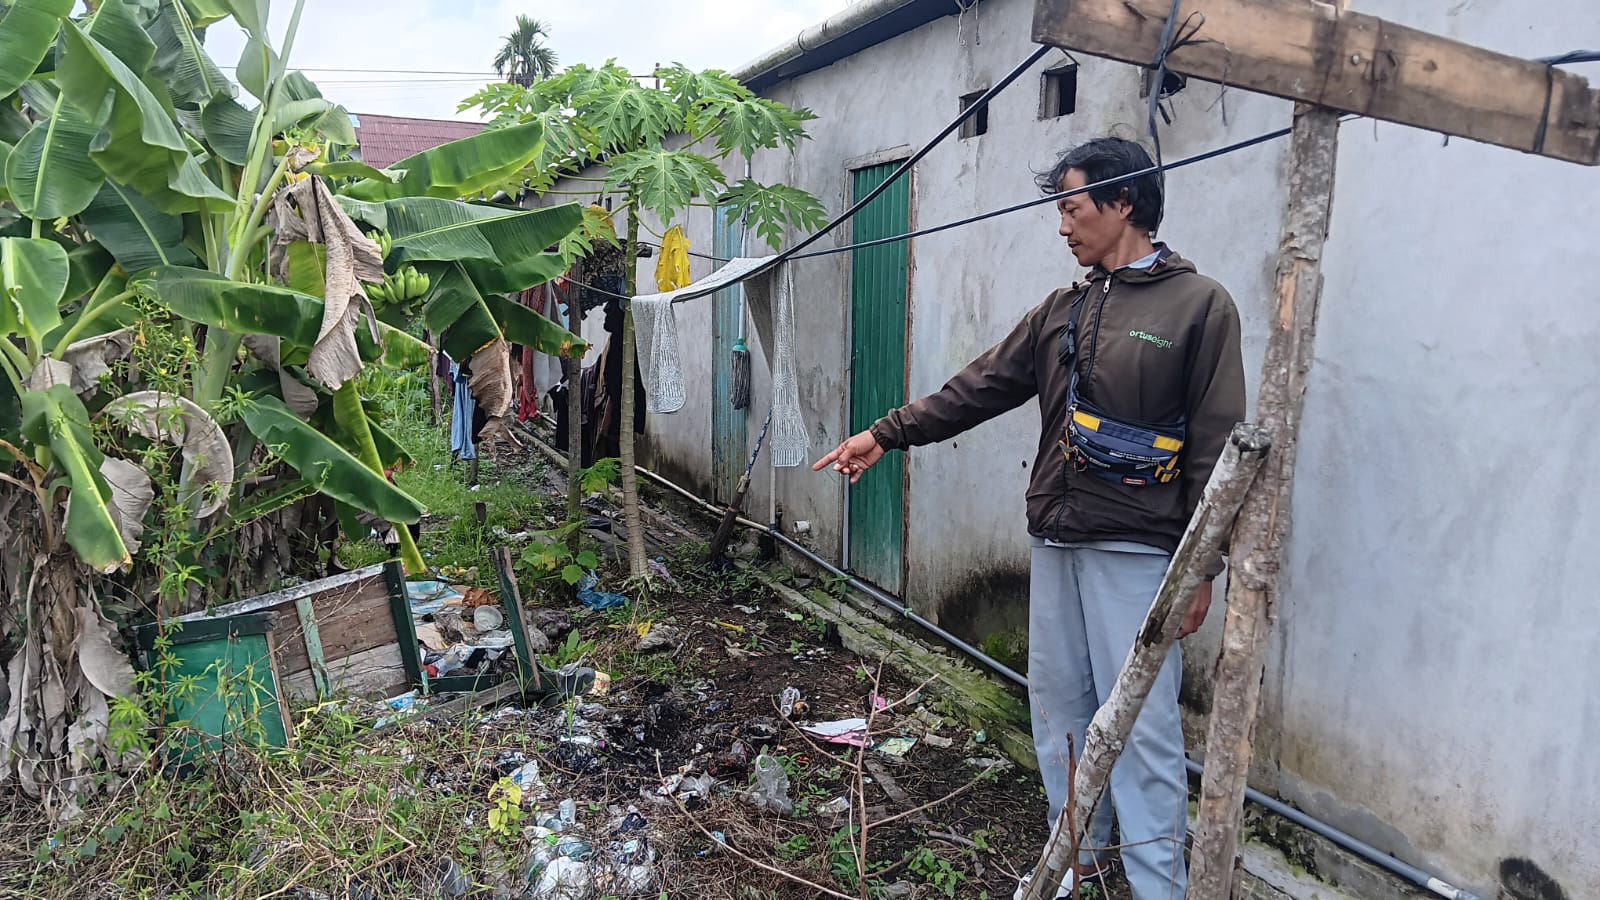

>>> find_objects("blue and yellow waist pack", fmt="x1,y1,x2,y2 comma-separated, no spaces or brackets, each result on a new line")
1057,290,1186,487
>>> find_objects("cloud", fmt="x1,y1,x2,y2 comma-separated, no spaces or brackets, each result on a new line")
202,0,851,121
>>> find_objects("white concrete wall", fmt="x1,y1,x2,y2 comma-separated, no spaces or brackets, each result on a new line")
1272,2,1600,895
538,0,1600,894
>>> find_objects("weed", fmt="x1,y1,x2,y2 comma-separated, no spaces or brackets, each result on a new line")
908,846,968,897
774,833,813,859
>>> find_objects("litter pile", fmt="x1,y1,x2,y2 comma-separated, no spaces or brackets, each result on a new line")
406,580,525,679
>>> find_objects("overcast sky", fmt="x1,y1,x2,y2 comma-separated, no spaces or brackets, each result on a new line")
203,1,855,121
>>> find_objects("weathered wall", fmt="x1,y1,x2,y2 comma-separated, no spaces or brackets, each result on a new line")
535,0,1600,895
1270,2,1600,896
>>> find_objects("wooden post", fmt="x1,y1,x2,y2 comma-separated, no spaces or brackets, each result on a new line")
427,330,443,427
1186,99,1341,900
1023,424,1273,900
563,281,585,555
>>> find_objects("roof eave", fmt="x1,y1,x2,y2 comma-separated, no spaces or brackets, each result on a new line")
731,0,973,92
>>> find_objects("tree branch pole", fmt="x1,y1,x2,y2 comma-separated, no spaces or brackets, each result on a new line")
1023,424,1273,900
1186,101,1342,899
618,212,649,577
563,281,584,555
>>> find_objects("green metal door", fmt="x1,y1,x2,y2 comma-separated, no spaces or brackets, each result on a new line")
848,163,910,593
712,206,747,502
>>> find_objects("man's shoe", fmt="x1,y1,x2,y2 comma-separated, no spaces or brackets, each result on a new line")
1012,861,1110,900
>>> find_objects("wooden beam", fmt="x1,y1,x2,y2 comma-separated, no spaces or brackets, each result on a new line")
1031,0,1600,165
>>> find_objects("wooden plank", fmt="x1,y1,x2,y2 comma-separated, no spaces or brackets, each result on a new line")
1030,0,1600,165
174,564,391,621
267,573,399,680
282,643,409,702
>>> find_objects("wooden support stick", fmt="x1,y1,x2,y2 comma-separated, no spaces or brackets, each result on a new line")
1022,423,1273,900
1186,101,1341,899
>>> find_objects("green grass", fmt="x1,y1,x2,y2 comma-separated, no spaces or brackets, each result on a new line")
336,368,553,586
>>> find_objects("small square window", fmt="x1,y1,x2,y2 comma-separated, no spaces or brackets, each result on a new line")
959,90,990,138
1041,65,1077,119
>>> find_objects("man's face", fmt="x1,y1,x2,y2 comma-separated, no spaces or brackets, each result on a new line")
1056,168,1133,268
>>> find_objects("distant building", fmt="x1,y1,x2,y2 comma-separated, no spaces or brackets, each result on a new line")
349,112,484,169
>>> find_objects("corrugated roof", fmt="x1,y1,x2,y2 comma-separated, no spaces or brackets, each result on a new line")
351,112,485,169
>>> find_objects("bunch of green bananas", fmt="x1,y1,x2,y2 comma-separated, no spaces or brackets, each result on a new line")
372,230,393,257
366,264,430,308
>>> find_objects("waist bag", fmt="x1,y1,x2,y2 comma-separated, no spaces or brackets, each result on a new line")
1057,285,1186,487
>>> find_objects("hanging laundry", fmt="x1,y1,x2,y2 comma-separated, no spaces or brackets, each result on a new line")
630,293,686,414
655,224,692,291
766,264,809,467
448,357,478,461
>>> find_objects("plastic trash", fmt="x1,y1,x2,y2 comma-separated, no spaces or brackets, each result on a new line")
473,604,504,632
745,754,794,815
576,570,630,610
923,733,954,749
528,855,591,899
635,624,680,653
874,737,917,758
510,761,544,796
435,856,469,897
429,644,471,678
558,798,577,827
647,557,680,587
779,686,801,718
818,796,851,815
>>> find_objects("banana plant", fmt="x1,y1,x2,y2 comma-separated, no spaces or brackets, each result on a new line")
0,0,587,801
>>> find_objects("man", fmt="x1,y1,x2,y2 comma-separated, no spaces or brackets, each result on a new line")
813,137,1245,898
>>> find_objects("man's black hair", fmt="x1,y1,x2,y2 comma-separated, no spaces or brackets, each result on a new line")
1037,137,1164,233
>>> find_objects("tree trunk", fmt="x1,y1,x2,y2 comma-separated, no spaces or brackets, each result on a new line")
564,282,584,555
1186,102,1341,899
618,213,648,577
1021,424,1272,900
426,329,442,427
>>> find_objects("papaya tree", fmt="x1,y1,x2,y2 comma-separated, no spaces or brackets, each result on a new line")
465,61,828,577
0,0,586,805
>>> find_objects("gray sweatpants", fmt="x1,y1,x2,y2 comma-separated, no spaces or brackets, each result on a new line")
1028,538,1189,900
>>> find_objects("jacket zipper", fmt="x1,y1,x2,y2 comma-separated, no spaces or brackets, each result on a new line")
1053,275,1112,541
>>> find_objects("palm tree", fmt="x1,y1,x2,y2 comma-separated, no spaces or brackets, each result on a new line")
493,15,559,87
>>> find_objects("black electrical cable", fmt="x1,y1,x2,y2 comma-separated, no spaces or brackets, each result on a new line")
556,120,1303,304
647,43,1055,305
1539,49,1600,65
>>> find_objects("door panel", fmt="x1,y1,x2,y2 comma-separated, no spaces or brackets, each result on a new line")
848,163,910,592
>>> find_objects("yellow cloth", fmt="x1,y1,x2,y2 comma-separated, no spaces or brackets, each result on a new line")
654,224,691,291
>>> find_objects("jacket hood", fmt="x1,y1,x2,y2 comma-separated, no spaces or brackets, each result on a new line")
1083,244,1196,285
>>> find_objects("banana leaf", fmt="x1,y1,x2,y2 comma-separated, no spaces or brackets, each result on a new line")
0,139,12,203
340,196,583,276
315,160,400,183
0,236,69,345
20,383,129,571
81,178,200,271
85,0,156,76
0,0,75,100
63,241,114,301
57,20,231,213
241,395,423,525
148,0,231,108
178,0,231,28
45,269,134,350
486,293,587,358
199,96,255,165
7,82,107,219
376,322,431,369
233,35,275,103
342,120,547,202
132,266,321,344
